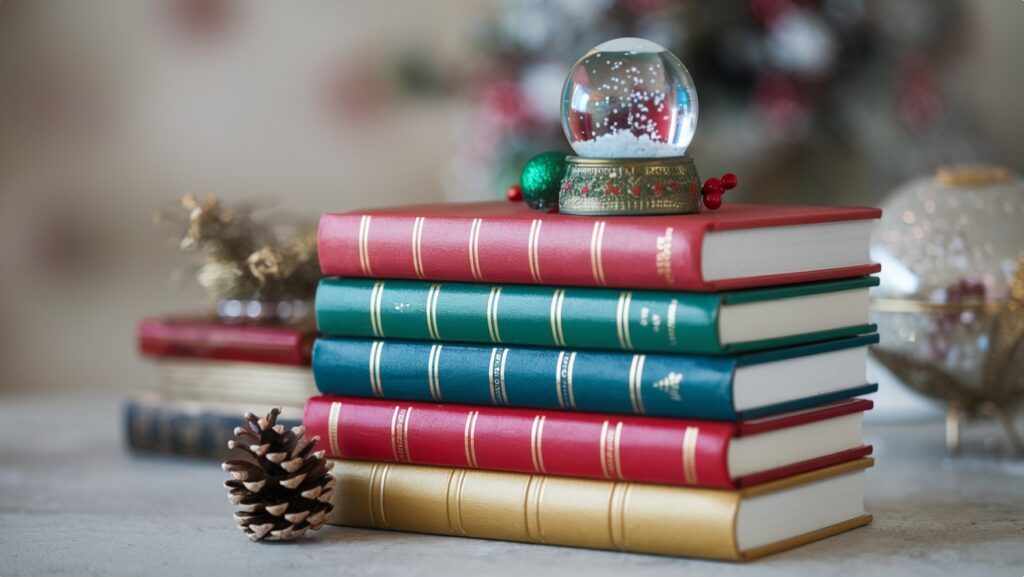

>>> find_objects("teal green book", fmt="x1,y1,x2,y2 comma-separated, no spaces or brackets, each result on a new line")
312,335,878,420
315,277,877,355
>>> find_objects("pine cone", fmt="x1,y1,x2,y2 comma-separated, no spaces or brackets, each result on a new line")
222,408,334,541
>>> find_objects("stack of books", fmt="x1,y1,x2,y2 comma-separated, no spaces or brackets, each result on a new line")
305,200,881,560
128,317,316,459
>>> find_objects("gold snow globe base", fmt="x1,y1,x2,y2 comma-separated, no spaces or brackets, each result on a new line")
558,156,702,216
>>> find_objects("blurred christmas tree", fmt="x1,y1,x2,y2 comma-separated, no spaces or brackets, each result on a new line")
448,0,980,204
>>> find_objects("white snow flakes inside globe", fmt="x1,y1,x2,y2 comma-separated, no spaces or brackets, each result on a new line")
561,38,698,159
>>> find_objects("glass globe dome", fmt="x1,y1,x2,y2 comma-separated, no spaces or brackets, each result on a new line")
869,166,1024,411
561,38,698,159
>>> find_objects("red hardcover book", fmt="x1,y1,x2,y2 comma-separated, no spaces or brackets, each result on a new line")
318,201,881,291
304,396,873,488
137,318,314,366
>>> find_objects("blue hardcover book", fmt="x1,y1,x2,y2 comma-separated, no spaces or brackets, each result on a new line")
312,334,878,420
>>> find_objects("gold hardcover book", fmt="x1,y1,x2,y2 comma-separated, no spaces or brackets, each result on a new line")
328,458,873,561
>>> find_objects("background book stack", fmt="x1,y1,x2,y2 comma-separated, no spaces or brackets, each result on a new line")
304,200,882,560
128,317,315,459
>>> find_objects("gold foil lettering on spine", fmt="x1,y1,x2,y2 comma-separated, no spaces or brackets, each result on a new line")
468,218,483,281
590,221,608,285
425,284,442,340
328,401,342,456
616,292,635,350
411,217,426,279
555,352,566,409
655,227,675,285
358,215,373,276
566,352,577,409
486,287,503,343
487,348,498,405
682,426,700,485
498,348,510,405
528,220,544,283
530,416,547,473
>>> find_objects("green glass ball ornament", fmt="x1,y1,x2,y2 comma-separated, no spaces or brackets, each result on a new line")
520,152,567,212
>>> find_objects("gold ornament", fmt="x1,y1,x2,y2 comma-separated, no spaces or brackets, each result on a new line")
870,166,1024,455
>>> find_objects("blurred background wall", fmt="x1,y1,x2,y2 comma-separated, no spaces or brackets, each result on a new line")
0,0,1022,394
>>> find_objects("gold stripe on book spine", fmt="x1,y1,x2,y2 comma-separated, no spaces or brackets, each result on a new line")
401,407,413,462
486,287,503,343
367,341,384,397
358,215,373,276
368,282,385,338
388,407,401,461
627,355,647,415
468,218,483,281
549,290,567,347
427,344,442,401
523,476,547,543
682,426,700,485
616,292,634,350
411,217,426,279
463,411,480,468
530,416,547,473
425,284,442,341
589,221,608,285
328,401,342,456
329,459,874,560
527,219,544,283
608,483,630,550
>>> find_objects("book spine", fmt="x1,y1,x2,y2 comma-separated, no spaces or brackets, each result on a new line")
318,212,707,290
304,396,735,488
137,320,312,366
123,399,301,460
312,338,739,420
315,278,724,355
329,459,742,559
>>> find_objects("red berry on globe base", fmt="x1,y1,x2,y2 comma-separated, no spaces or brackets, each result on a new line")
721,173,738,190
702,177,724,196
703,191,722,210
506,184,523,202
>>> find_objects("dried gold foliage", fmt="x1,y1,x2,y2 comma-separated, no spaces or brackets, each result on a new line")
156,194,319,302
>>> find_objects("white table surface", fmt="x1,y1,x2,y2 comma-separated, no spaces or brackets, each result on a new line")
1,394,1022,577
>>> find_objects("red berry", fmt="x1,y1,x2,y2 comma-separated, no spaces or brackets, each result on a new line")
721,173,738,190
703,191,722,210
702,177,724,196
506,184,523,201
630,186,641,196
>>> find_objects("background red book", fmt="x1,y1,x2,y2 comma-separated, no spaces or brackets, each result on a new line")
318,201,881,291
305,396,873,488
138,317,314,366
